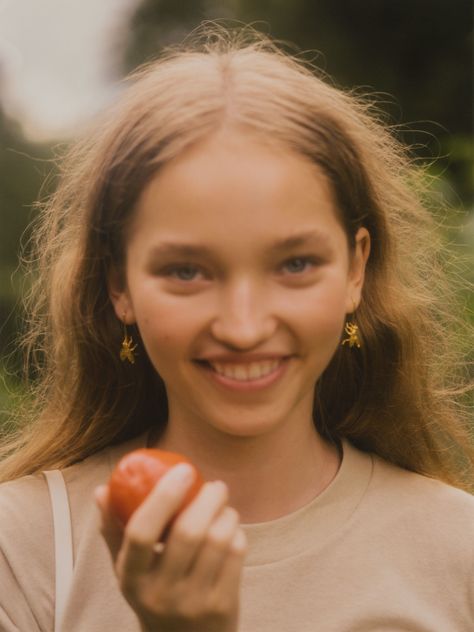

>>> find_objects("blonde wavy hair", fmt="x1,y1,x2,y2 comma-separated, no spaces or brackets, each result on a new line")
1,26,473,489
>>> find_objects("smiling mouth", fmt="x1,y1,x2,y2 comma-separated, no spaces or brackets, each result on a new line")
196,358,285,382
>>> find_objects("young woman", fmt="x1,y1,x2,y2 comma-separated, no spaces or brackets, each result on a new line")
0,28,473,632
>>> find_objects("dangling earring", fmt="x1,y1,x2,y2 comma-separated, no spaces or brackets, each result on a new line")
342,302,361,348
120,315,138,364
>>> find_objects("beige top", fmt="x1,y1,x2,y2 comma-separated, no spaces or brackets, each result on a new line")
1,434,473,631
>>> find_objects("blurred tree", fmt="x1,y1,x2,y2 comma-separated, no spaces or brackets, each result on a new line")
0,109,53,374
0,1,472,424
123,0,473,203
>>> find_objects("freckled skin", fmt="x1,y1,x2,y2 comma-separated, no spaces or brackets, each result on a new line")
110,131,369,448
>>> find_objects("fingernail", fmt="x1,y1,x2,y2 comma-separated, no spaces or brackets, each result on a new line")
94,485,106,503
212,480,228,493
169,463,195,484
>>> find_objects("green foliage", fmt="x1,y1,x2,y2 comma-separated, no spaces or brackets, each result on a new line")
124,1,473,165
0,364,23,430
0,0,472,425
0,111,55,403
122,0,473,207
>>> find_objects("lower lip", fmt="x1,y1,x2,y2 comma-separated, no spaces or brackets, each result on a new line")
196,359,291,392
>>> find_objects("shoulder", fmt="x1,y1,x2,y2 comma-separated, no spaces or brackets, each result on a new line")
0,471,52,540
0,431,148,525
0,473,54,631
370,452,474,521
0,432,147,554
0,433,147,629
343,441,474,534
343,445,474,609
61,432,149,504
0,446,110,533
360,448,474,567
0,472,53,571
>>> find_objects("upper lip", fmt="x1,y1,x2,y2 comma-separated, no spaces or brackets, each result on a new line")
196,353,291,364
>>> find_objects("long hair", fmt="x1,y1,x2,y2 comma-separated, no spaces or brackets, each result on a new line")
1,27,472,489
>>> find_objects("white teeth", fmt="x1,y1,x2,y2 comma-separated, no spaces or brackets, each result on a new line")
210,360,281,381
234,365,248,380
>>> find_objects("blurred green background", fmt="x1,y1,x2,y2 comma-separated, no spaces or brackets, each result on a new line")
0,0,472,425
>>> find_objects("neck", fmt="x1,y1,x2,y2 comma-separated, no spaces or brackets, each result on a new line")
152,415,341,524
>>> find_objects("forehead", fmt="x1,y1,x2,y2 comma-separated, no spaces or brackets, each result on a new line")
129,131,346,249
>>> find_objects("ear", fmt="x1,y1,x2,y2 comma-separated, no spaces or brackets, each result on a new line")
107,265,135,324
345,227,370,312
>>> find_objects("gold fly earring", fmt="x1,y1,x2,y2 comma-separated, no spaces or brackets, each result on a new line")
342,303,361,349
120,316,138,364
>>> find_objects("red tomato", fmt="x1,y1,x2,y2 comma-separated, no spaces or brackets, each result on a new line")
109,448,204,525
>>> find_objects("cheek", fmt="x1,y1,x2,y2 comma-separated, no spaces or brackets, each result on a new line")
288,289,348,374
133,298,201,375
300,305,345,349
288,280,348,336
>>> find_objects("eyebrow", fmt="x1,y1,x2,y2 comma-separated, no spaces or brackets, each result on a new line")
149,231,331,258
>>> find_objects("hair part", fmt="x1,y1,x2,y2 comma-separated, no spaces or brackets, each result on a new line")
1,25,472,490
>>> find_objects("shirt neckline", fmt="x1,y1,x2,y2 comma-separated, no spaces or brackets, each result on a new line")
241,440,374,566
106,433,374,567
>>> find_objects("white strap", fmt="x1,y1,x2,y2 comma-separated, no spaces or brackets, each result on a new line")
43,470,74,632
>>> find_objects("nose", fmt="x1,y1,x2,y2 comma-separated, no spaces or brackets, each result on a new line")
210,279,276,350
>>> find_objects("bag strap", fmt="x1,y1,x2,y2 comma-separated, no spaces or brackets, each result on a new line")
43,469,74,632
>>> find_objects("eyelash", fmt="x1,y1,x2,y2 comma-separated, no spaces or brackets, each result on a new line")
164,264,203,281
281,256,316,275
162,256,318,282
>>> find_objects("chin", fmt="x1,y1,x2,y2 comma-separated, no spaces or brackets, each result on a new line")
206,410,288,439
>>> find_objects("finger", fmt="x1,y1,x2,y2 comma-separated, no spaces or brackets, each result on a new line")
190,506,240,588
118,463,196,580
95,484,123,561
159,480,229,581
213,528,247,597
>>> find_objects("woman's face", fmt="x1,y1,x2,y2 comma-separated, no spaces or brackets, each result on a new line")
110,131,369,438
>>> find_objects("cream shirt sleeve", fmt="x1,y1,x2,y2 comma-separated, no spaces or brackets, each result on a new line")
0,474,55,632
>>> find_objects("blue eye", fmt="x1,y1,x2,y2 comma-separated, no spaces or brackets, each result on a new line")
283,257,313,274
168,265,200,281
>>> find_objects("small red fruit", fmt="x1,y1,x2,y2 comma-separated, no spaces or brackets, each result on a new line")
109,448,204,525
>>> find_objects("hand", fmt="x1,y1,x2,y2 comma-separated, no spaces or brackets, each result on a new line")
95,464,247,632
